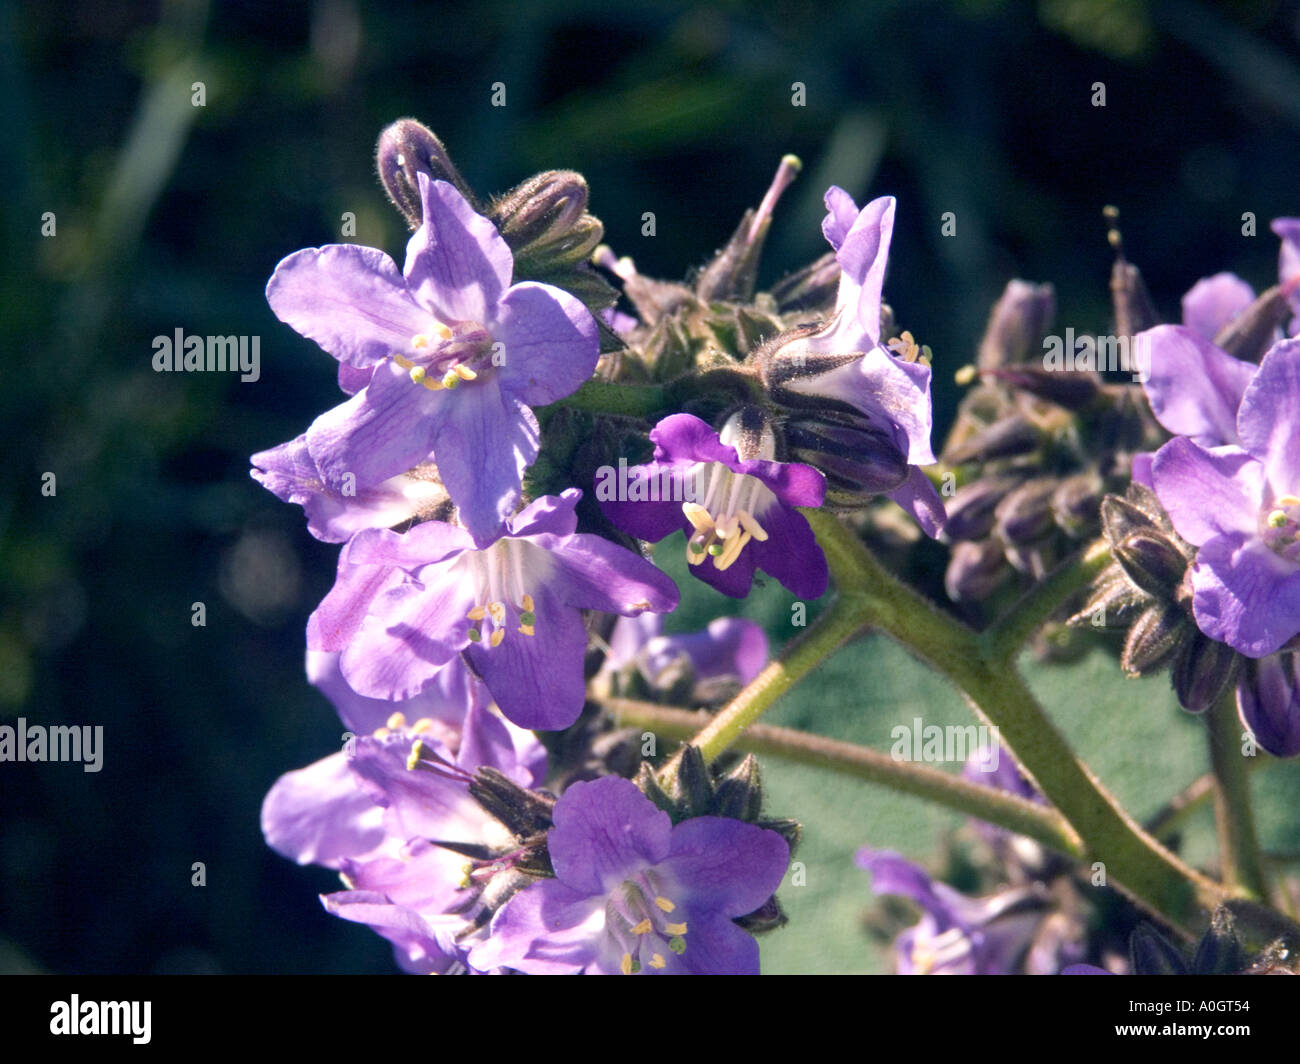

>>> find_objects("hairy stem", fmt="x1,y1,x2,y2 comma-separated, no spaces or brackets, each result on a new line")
1207,687,1269,901
606,698,1084,857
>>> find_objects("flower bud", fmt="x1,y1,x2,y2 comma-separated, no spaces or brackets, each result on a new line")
977,280,1056,370
1111,259,1160,338
1171,633,1240,714
1212,284,1292,364
781,416,909,503
376,118,477,229
769,251,841,315
1113,529,1189,599
945,538,1012,602
1121,604,1190,675
986,364,1100,410
995,479,1059,546
944,476,1022,542
491,170,603,268
713,754,765,821
944,414,1042,465
1050,471,1104,537
1236,653,1300,757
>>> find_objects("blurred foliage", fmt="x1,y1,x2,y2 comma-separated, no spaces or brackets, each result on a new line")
4,0,1300,973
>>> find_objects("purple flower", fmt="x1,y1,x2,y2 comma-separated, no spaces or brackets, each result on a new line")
251,434,446,544
265,173,599,545
262,701,547,974
1140,325,1257,448
856,849,1049,975
1237,652,1300,757
466,776,789,974
1179,220,1300,339
603,614,768,702
598,412,828,599
765,188,945,538
1147,340,1300,657
309,489,679,730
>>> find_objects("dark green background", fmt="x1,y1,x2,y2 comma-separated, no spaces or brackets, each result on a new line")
3,0,1300,973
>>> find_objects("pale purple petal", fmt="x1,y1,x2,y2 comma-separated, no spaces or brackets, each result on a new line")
306,555,405,653
547,776,672,894
1151,439,1264,546
747,500,829,598
1237,655,1300,758
260,752,385,868
887,465,947,540
1139,325,1256,445
537,531,681,615
428,382,539,547
404,174,513,324
468,880,605,975
1192,533,1300,658
1236,339,1300,489
507,488,581,539
820,185,860,252
1181,273,1255,340
659,816,789,916
493,281,600,406
266,245,430,368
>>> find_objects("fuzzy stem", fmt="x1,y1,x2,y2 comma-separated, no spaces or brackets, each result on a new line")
1207,687,1269,901
606,698,1084,857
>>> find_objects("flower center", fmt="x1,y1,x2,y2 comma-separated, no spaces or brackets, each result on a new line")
604,871,687,974
460,539,540,648
392,324,495,392
909,926,974,975
1263,492,1300,561
681,462,773,572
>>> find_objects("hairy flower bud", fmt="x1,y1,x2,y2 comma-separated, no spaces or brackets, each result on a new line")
1050,471,1105,537
1212,284,1292,364
946,538,1012,601
977,280,1056,370
944,414,1042,465
995,479,1059,546
769,251,841,315
944,476,1022,542
781,416,909,503
491,170,603,268
1171,633,1240,714
376,118,478,228
1121,604,1190,675
1113,529,1189,599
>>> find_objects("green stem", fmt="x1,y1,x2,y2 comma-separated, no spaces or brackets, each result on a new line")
1207,687,1269,901
557,378,667,418
796,508,1225,931
606,698,1084,857
682,598,864,766
981,540,1112,662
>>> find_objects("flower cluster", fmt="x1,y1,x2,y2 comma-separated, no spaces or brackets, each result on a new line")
254,119,954,974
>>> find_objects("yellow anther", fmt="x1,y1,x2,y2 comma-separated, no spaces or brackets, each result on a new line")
713,530,752,572
433,323,453,340
410,718,434,734
518,624,535,637
441,370,461,390
736,510,769,542
682,503,715,533
955,364,977,386
665,921,688,936
453,363,478,381
649,954,666,969
458,864,474,889
520,593,535,612
1268,510,1289,529
372,727,390,740
406,740,430,771
392,354,415,370
421,376,444,391
466,605,487,621
1279,494,1300,507
408,365,427,384
654,896,676,913
412,334,431,348
631,919,653,935
386,712,407,731
489,628,505,648
620,953,634,975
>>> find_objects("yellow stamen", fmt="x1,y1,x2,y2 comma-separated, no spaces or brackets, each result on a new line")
665,922,688,936
487,602,506,626
620,953,634,975
1279,494,1300,507
406,739,431,771
713,530,752,572
518,624,535,637
453,363,478,381
410,718,434,734
630,919,653,935
489,628,505,648
682,503,715,533
421,376,444,391
466,605,487,621
372,727,390,740
392,354,415,370
386,711,407,731
408,365,426,384
441,370,461,390
654,896,676,913
520,593,535,612
649,954,666,969
736,510,769,542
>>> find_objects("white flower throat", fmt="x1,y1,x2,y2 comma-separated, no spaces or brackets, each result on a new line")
457,538,542,647
681,415,778,573
392,325,495,392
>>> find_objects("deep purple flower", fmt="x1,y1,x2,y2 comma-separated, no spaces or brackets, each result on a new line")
466,776,789,974
598,412,828,599
251,434,446,544
265,173,599,545
856,849,1049,975
767,188,945,538
1147,340,1300,657
309,489,679,730
603,614,768,702
1237,652,1300,757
